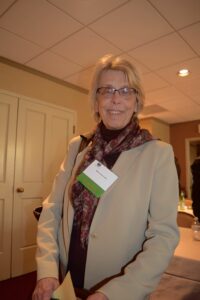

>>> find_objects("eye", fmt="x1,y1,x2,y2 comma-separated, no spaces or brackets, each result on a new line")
104,87,114,95
120,87,130,95
97,87,114,95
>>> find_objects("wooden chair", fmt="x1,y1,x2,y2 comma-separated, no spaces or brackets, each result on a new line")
177,211,194,228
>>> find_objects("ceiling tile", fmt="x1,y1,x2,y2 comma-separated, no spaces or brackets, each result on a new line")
0,0,16,16
141,104,168,116
150,0,200,29
176,77,200,101
175,115,200,122
142,72,169,92
192,96,200,105
157,57,200,84
178,108,200,121
65,66,95,90
52,28,121,67
146,86,187,104
180,23,200,55
47,0,128,25
129,33,196,70
119,53,150,75
157,59,200,103
146,111,185,124
0,0,82,47
0,28,43,63
161,96,200,113
139,110,184,124
27,51,82,79
0,0,199,125
90,0,173,51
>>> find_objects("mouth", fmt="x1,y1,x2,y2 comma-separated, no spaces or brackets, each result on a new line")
108,110,122,115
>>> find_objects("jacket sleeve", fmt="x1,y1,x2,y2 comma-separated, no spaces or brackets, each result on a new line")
98,144,180,300
35,136,81,281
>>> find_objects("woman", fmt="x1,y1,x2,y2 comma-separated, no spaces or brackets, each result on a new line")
33,54,179,300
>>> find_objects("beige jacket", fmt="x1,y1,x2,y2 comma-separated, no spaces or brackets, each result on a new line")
36,136,180,300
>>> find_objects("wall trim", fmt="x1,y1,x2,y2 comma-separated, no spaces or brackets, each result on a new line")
0,56,88,95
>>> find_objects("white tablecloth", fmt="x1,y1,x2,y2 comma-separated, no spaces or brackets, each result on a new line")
166,227,200,281
150,274,200,300
150,227,200,299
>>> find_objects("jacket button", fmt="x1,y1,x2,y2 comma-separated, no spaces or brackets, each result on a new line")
90,233,97,239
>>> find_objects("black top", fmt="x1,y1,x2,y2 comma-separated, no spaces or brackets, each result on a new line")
67,124,123,288
191,157,200,221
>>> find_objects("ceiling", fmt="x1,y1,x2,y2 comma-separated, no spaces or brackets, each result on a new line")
0,0,200,124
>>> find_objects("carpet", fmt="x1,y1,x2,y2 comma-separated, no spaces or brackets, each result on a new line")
0,271,36,300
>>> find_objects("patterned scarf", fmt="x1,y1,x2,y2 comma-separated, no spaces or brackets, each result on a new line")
70,118,154,248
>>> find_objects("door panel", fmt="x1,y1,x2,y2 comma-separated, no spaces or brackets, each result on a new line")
49,111,74,181
23,109,46,182
12,98,75,277
0,93,18,280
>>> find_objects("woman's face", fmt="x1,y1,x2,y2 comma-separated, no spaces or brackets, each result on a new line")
95,69,137,130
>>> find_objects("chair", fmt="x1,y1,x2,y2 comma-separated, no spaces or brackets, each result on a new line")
177,211,194,228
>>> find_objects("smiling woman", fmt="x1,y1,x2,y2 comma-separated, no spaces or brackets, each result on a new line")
33,54,179,300
89,54,145,124
95,70,137,130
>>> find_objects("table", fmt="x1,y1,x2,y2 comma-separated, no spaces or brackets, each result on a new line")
166,227,200,281
178,205,194,216
150,227,200,300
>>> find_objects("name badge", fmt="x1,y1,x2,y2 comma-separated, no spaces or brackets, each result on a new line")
77,160,118,197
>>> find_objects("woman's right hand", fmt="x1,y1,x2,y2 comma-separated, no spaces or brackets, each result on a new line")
32,277,59,300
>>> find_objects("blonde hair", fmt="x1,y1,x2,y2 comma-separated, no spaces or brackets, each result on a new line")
89,54,145,122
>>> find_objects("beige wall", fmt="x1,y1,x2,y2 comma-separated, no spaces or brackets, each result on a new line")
140,117,170,143
0,60,95,134
170,120,200,195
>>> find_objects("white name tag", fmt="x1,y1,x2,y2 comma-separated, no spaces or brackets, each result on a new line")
77,160,118,197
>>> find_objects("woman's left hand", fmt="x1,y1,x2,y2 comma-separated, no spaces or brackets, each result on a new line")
86,292,108,300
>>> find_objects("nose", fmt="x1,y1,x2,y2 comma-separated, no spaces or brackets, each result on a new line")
111,90,121,103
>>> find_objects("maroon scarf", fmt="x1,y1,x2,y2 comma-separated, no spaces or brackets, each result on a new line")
70,118,154,248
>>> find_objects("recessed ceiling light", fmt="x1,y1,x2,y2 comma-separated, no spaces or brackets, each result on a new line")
177,69,190,77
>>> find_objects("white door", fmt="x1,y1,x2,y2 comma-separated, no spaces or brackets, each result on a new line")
12,98,75,277
0,94,76,279
0,93,18,280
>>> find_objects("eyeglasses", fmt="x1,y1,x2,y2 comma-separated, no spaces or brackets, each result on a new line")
96,87,137,99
